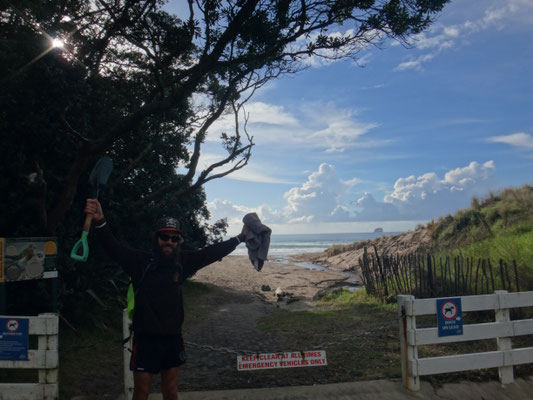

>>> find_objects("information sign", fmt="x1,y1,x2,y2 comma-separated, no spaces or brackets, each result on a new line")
0,237,58,282
437,297,463,337
0,317,29,360
237,350,327,371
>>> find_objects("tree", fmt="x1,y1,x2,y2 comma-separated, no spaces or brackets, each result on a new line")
1,0,450,321
1,0,450,237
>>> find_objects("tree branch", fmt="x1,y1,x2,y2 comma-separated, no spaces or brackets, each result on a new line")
61,107,90,143
131,96,254,208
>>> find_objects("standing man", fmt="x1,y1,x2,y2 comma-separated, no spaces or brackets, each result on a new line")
84,199,247,400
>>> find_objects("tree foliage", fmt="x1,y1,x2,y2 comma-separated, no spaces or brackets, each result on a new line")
0,0,449,319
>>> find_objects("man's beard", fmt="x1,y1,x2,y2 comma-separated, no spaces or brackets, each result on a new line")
157,244,179,261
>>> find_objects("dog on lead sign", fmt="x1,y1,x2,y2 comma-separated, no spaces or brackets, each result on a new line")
437,298,463,337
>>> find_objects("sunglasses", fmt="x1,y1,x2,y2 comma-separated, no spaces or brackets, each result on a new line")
158,233,181,243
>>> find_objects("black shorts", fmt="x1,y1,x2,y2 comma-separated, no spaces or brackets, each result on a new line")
130,333,187,373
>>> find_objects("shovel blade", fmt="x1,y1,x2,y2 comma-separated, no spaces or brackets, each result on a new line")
89,156,113,192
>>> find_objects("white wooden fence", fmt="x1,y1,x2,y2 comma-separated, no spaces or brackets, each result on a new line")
123,309,134,400
398,290,533,391
0,313,59,399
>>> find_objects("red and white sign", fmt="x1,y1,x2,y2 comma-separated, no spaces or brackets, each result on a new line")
237,350,327,371
6,319,19,332
440,300,458,320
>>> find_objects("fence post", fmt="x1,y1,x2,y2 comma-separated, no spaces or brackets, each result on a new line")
38,313,59,399
495,290,514,384
398,294,419,391
123,309,134,400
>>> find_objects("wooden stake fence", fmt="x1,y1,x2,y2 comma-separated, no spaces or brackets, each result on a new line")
359,248,522,301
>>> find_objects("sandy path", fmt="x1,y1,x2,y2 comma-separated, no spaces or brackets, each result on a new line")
180,255,355,391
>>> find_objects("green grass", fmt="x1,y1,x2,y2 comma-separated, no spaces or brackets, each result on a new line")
256,288,400,381
430,186,533,249
445,228,533,263
433,224,533,290
320,288,396,310
59,307,124,399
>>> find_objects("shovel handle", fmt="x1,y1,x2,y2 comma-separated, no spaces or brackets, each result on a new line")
71,214,94,262
70,231,89,262
83,214,94,233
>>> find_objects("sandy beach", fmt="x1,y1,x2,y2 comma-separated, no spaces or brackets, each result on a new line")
191,255,358,307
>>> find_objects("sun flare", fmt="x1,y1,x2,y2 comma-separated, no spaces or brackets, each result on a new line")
52,38,64,48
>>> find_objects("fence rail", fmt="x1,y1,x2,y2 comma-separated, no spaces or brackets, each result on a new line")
0,313,58,400
398,291,533,391
361,246,521,301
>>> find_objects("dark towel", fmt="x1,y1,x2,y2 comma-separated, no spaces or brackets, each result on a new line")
243,213,272,271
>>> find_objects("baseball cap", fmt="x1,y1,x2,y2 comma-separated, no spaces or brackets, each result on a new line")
155,217,182,233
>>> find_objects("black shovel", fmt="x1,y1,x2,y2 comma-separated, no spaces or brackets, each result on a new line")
70,157,113,262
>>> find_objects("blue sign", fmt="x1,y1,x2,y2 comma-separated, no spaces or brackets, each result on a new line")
0,317,29,360
437,298,463,337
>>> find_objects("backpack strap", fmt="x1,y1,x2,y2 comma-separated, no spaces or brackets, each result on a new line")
124,259,154,349
128,258,154,319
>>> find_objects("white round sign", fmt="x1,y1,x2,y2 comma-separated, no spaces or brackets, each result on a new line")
440,301,458,320
6,319,19,332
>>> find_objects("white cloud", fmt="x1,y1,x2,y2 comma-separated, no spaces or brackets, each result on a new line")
304,105,380,152
207,199,285,231
283,163,356,223
480,0,533,27
344,177,362,186
206,101,380,153
290,28,382,68
207,199,253,227
442,160,495,187
207,161,499,232
487,132,533,149
356,161,497,221
195,153,296,184
240,102,299,126
395,53,436,71
361,83,386,90
355,193,399,221
205,101,298,143
395,0,533,71
207,163,361,230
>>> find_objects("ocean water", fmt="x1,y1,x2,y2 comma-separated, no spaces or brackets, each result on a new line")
231,232,398,258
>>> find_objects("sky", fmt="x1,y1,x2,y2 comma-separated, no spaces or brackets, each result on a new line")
167,0,533,235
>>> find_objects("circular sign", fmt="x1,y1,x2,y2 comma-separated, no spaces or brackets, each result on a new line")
6,319,19,332
44,241,57,255
26,258,43,278
440,300,458,320
5,245,18,257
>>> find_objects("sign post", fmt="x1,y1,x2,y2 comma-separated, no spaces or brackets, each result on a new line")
437,297,463,337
